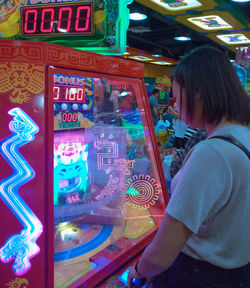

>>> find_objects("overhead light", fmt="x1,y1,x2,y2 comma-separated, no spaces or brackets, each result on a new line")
151,61,172,65
152,54,162,57
129,13,147,21
128,56,153,61
216,34,250,44
174,36,191,41
152,48,162,57
187,15,232,31
118,91,130,97
232,0,250,2
230,60,235,62
151,0,202,11
236,46,248,50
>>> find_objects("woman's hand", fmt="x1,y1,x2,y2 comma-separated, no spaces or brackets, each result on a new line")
127,265,149,288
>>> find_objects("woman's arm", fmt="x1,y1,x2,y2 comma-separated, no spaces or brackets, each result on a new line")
137,213,192,278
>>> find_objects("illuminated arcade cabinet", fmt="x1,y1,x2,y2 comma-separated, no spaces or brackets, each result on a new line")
0,40,169,288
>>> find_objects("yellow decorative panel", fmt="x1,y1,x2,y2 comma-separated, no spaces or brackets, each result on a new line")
207,32,250,45
136,0,223,15
176,11,245,32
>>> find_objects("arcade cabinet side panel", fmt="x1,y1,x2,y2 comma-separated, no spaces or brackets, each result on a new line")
0,60,47,287
138,79,169,204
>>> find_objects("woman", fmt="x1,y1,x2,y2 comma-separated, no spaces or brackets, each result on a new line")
128,46,250,288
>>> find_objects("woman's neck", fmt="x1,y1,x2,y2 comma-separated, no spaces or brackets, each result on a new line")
205,120,241,136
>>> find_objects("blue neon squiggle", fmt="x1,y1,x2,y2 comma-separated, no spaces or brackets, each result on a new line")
0,108,43,275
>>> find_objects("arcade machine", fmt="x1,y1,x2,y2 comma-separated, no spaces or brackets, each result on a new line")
0,39,169,288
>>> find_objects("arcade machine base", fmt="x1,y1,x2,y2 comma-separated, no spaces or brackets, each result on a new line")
54,203,155,287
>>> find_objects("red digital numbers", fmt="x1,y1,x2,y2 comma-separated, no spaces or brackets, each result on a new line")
58,7,72,32
21,3,92,36
75,6,91,32
54,86,60,100
62,112,78,123
41,8,54,33
24,9,37,33
53,86,85,102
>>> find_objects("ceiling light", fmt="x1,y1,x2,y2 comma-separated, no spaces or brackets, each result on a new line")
152,48,162,58
129,13,147,21
232,0,250,2
174,36,191,41
236,46,248,50
151,61,172,65
187,15,232,31
128,56,153,61
152,54,162,57
216,34,250,44
118,91,130,97
151,0,202,11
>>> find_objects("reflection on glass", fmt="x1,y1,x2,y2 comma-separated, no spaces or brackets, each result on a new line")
53,73,166,287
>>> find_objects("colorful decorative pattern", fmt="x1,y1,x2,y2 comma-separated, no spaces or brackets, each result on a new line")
153,0,202,11
0,40,144,78
0,108,43,275
188,15,232,30
0,63,44,104
0,0,27,37
6,277,29,288
95,139,125,174
216,33,250,44
125,174,161,209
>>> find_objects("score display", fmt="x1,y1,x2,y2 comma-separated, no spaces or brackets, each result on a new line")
61,112,78,123
21,2,93,36
54,86,85,102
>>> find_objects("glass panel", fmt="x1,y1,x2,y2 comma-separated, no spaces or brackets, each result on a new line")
53,70,166,287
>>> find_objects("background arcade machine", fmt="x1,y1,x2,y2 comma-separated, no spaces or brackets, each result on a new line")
0,40,169,288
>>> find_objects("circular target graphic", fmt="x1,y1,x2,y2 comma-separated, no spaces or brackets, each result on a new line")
125,174,161,209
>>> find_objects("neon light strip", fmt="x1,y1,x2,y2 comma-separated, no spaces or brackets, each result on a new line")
0,108,43,275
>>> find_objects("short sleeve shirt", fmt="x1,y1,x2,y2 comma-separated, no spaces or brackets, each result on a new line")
166,125,250,268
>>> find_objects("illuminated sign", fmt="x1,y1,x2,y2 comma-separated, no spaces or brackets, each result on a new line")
128,56,153,61
0,108,43,275
61,112,78,122
151,61,172,65
54,140,89,206
187,15,233,30
53,73,94,130
216,33,250,44
54,86,85,102
21,2,93,36
17,0,133,54
125,174,160,209
151,0,202,11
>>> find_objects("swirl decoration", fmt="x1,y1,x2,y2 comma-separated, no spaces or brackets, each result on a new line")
0,107,43,275
125,174,160,209
6,277,29,288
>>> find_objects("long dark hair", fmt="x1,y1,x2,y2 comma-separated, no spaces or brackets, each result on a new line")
172,46,250,125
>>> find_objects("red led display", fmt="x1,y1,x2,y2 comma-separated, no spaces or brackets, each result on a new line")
21,2,93,36
61,112,78,123
54,86,85,102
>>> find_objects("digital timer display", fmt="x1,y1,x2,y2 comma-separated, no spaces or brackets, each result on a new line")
61,112,78,123
54,86,85,102
21,2,93,36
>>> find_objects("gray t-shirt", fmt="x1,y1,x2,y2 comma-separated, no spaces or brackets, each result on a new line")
166,124,250,268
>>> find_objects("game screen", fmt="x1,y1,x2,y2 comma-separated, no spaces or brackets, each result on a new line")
52,69,166,287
